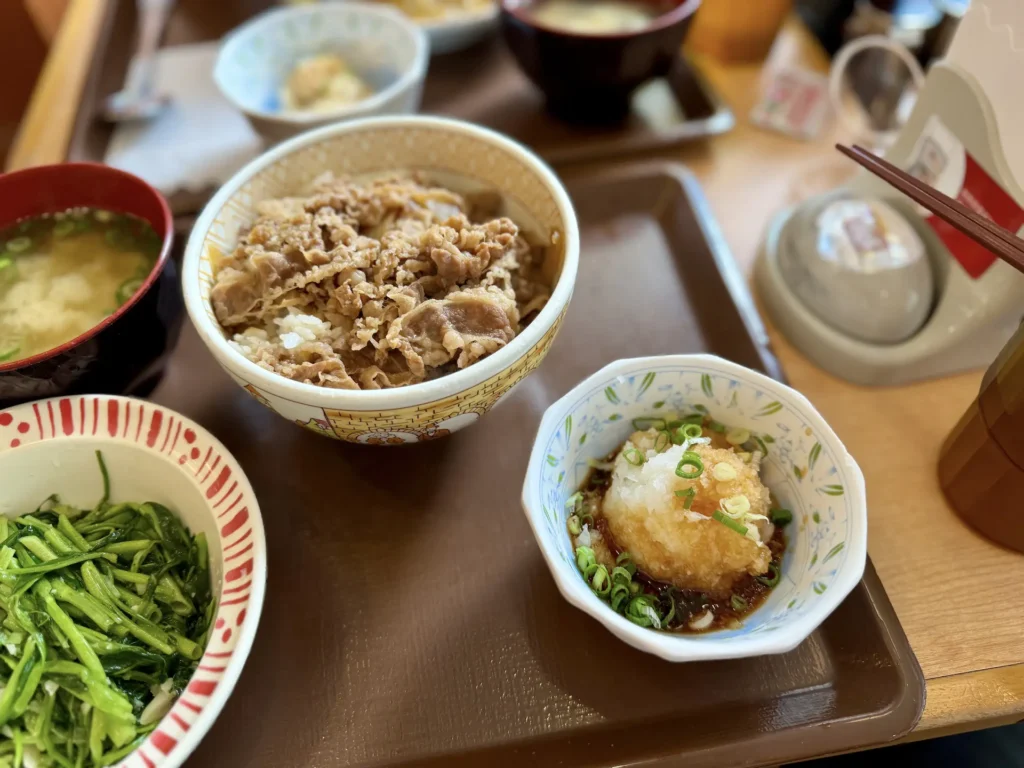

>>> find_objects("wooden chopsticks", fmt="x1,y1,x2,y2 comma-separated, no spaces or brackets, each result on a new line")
836,143,1024,276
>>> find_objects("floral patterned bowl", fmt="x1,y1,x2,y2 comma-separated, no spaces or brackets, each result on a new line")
183,115,578,444
0,395,266,767
522,355,867,662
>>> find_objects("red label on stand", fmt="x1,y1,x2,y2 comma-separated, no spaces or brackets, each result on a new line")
927,154,1024,279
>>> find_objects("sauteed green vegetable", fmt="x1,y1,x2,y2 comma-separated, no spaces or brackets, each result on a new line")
0,453,213,767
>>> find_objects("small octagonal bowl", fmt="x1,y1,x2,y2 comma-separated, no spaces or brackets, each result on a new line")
0,395,266,767
522,355,867,662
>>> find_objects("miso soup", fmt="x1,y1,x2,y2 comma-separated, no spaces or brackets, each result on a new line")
0,208,161,364
529,0,662,34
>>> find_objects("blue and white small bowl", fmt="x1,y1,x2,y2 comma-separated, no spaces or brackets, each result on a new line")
522,355,867,662
214,3,428,145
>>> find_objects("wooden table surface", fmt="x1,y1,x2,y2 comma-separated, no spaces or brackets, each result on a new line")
8,0,1024,743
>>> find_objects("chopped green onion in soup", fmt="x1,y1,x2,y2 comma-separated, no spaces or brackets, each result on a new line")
0,208,159,365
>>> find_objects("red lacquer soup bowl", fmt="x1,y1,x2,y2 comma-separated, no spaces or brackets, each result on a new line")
0,163,181,406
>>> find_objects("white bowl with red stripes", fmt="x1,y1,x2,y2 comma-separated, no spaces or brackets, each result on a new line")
0,394,266,768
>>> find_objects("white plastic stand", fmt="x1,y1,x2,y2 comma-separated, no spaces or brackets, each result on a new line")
756,1,1024,386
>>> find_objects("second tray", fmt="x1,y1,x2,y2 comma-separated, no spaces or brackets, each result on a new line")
68,1,733,173
149,163,923,768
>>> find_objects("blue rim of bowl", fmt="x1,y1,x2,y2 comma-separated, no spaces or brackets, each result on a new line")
213,2,430,125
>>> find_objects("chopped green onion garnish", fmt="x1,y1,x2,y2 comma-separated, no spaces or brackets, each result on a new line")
0,344,20,363
565,492,583,512
721,494,750,518
53,220,76,238
580,513,594,527
712,509,748,536
755,562,781,587
675,486,697,509
666,419,683,430
611,583,630,612
567,514,582,536
726,427,751,446
731,594,748,611
623,447,644,466
115,277,144,307
615,551,636,576
708,420,726,433
632,417,666,431
681,413,704,425
584,563,611,597
675,451,704,479
611,566,632,586
575,546,596,572
660,592,676,626
770,508,793,527
625,595,661,628
681,423,703,440
0,257,11,270
654,430,670,453
6,236,31,253
629,581,641,595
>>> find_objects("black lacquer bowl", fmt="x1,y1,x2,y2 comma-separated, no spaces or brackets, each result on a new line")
501,0,701,123
0,163,181,407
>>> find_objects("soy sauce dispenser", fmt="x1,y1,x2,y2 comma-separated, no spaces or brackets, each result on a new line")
940,319,1024,553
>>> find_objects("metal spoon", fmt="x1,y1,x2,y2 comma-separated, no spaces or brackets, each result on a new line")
103,0,176,122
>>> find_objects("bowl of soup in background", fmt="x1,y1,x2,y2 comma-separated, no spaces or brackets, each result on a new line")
500,0,701,122
0,163,181,406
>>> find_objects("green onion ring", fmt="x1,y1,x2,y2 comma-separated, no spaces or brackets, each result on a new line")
675,486,697,509
585,564,612,597
769,508,793,527
615,551,637,576
625,595,660,628
755,562,781,588
580,513,594,527
565,491,583,512
632,417,667,431
610,566,632,586
611,584,630,612
681,413,704,425
731,594,749,611
629,581,641,595
654,430,670,453
575,546,596,572
567,514,582,536
712,509,748,536
681,423,703,440
661,593,676,626
5,237,31,253
623,447,645,466
675,451,704,479
708,420,726,433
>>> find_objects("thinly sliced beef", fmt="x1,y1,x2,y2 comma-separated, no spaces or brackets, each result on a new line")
211,174,551,390
386,287,518,373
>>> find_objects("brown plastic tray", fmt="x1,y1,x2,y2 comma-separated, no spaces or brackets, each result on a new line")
68,1,733,177
147,163,923,767
420,45,734,163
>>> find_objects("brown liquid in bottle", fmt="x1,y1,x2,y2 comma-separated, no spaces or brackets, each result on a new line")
939,321,1024,553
